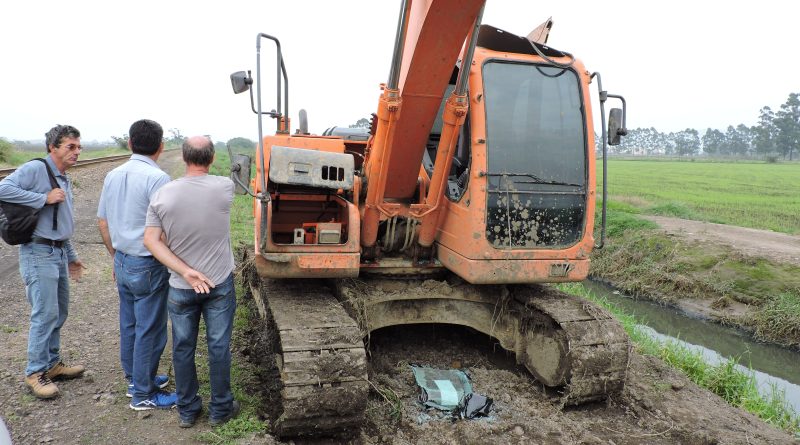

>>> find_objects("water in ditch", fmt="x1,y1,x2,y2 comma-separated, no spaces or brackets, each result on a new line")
582,281,800,413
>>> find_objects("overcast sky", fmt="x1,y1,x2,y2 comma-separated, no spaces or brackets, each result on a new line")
1,1,797,143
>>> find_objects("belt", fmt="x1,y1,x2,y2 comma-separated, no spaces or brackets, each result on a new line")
31,237,64,248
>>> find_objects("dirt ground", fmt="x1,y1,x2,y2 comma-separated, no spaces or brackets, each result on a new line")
0,153,797,444
638,215,800,325
641,216,800,267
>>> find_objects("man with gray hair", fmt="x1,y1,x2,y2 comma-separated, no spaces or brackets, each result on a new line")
0,125,86,399
143,136,239,428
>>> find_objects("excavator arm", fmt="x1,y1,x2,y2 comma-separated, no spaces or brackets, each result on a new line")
361,0,485,251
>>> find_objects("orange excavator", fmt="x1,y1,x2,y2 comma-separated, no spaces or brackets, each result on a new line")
229,0,628,437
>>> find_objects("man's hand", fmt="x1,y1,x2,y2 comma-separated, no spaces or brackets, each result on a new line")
182,269,215,294
46,189,66,204
68,260,86,281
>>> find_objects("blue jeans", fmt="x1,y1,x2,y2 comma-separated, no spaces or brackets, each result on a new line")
19,243,70,376
168,273,236,421
114,252,169,402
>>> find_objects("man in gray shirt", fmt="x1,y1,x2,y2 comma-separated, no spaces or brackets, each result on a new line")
0,125,86,399
97,119,176,410
143,135,239,428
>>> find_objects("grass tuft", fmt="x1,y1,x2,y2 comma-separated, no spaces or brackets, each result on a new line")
753,293,800,344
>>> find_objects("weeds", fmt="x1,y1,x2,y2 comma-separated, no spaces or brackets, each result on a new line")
367,379,404,421
753,293,800,345
592,206,800,345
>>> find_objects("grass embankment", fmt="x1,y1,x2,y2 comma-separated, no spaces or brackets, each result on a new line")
558,283,800,435
593,159,800,347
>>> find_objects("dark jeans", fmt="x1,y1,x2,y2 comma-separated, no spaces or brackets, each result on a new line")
114,252,169,402
168,273,236,421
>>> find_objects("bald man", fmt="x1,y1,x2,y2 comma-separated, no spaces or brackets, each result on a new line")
143,136,239,428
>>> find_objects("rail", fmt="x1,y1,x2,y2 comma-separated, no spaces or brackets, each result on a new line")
0,154,131,181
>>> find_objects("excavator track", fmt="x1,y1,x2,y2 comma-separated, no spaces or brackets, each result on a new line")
248,276,368,437
509,284,630,406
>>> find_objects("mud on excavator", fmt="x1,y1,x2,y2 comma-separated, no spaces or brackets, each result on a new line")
228,0,629,437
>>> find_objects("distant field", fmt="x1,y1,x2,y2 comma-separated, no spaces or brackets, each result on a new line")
602,159,800,234
1,146,129,168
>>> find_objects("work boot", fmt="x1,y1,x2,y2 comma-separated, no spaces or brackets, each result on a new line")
209,400,240,426
25,372,60,399
46,361,85,380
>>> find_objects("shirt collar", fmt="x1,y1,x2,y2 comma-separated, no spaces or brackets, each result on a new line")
130,153,160,168
44,155,65,177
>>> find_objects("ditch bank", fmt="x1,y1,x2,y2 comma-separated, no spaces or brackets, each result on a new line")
590,213,800,348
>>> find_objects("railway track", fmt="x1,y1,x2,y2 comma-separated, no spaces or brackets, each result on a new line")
0,154,130,181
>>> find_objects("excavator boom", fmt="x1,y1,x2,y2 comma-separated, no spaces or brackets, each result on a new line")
371,0,484,199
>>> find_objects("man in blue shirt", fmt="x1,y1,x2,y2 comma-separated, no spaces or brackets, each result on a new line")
0,124,86,399
97,119,177,410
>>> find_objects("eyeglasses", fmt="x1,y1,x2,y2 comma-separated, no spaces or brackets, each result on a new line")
59,143,82,151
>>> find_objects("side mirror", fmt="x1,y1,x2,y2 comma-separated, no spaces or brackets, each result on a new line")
607,108,624,146
230,154,252,195
230,71,251,94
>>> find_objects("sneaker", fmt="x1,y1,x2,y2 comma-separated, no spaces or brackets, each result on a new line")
24,372,60,399
126,374,169,398
129,391,177,410
209,400,240,426
46,361,85,380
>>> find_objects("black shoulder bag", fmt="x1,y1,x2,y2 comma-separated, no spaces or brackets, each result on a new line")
0,158,60,245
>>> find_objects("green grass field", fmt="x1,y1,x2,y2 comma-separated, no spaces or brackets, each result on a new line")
1,147,130,168
602,159,800,234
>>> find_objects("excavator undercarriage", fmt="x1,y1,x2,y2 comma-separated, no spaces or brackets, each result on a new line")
246,255,630,437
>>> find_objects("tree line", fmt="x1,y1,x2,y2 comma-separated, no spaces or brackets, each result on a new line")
605,92,799,160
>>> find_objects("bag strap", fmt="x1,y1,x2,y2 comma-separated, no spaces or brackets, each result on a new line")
34,158,60,231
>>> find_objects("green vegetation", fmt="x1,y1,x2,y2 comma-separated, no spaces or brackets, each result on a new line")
591,206,800,346
368,379,403,421
0,138,12,163
557,283,800,435
210,149,255,249
594,158,800,347
753,293,800,344
1,145,130,167
602,159,800,234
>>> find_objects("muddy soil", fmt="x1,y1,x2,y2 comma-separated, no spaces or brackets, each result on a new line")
0,153,796,444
